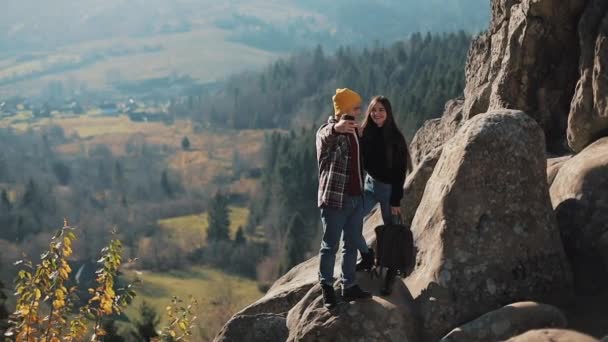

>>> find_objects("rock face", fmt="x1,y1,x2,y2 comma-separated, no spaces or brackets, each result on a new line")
463,0,587,151
550,137,608,292
401,147,442,226
286,281,418,342
407,110,572,341
409,99,463,167
547,156,573,187
440,302,567,342
506,329,599,342
567,0,608,152
215,314,288,342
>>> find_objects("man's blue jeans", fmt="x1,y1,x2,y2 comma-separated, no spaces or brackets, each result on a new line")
318,195,364,288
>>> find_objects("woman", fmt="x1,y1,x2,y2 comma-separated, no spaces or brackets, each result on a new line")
356,95,412,295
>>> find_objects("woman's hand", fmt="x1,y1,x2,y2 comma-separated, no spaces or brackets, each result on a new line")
391,206,401,216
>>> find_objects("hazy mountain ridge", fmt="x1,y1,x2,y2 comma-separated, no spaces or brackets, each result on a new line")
0,0,489,97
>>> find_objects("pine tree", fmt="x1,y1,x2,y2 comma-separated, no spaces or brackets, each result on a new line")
52,161,71,185
161,170,172,197
1,189,10,211
283,214,310,270
207,192,230,243
181,136,191,150
101,318,125,342
234,226,246,245
130,301,160,342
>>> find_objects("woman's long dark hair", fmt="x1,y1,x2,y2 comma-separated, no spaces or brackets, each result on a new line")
362,96,413,174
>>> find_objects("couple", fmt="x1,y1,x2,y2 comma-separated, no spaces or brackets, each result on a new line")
316,88,411,308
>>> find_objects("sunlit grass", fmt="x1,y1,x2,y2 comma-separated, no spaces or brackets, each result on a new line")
121,266,262,330
158,206,249,247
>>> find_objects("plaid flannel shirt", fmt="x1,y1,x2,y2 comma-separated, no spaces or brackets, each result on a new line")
316,116,362,209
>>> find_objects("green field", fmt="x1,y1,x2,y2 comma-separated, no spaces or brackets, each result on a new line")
158,206,250,250
121,266,262,339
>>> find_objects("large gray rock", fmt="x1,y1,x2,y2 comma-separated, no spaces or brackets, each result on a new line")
214,314,288,342
550,137,608,293
407,110,572,341
401,147,442,227
440,302,567,342
463,0,587,151
567,1,608,152
286,279,418,342
409,99,463,167
506,329,599,342
547,156,573,187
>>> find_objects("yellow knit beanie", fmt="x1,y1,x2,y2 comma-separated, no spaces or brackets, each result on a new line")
332,88,362,117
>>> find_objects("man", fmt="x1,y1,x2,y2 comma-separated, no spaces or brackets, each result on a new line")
316,88,372,308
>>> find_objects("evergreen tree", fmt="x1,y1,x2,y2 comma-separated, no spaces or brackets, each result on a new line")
101,318,125,342
1,189,10,211
0,278,8,336
130,301,160,342
113,160,125,189
21,178,41,209
181,136,191,150
161,170,172,197
234,226,246,245
207,192,230,243
283,214,311,270
52,161,71,185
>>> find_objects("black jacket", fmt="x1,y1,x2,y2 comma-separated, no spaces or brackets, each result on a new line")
361,126,407,207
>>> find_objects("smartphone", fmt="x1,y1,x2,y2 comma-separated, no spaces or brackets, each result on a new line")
342,115,355,121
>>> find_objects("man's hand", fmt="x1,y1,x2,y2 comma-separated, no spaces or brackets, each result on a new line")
334,120,359,134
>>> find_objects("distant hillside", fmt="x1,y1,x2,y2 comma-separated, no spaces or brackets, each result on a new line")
0,0,489,97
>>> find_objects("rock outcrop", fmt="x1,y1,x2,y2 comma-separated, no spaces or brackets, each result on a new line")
407,110,572,341
286,281,418,342
401,147,442,226
550,137,608,293
409,99,463,167
440,302,567,342
506,329,599,342
463,0,587,151
215,314,289,342
567,0,608,152
547,156,573,187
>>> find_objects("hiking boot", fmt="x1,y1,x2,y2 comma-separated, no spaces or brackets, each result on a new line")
342,285,372,302
321,284,338,308
380,269,398,296
356,248,375,271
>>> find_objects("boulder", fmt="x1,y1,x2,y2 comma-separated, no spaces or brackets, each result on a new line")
401,147,442,227
440,302,567,342
409,99,463,167
547,156,572,187
567,1,608,152
550,137,608,293
463,0,587,151
214,313,288,342
506,329,599,342
286,277,418,342
407,110,572,341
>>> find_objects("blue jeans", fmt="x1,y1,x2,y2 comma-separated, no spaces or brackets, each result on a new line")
359,175,393,253
319,195,364,288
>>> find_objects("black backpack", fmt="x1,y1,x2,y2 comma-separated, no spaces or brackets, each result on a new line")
374,215,415,276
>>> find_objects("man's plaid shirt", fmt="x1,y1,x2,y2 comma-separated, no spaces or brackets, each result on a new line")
316,117,363,209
